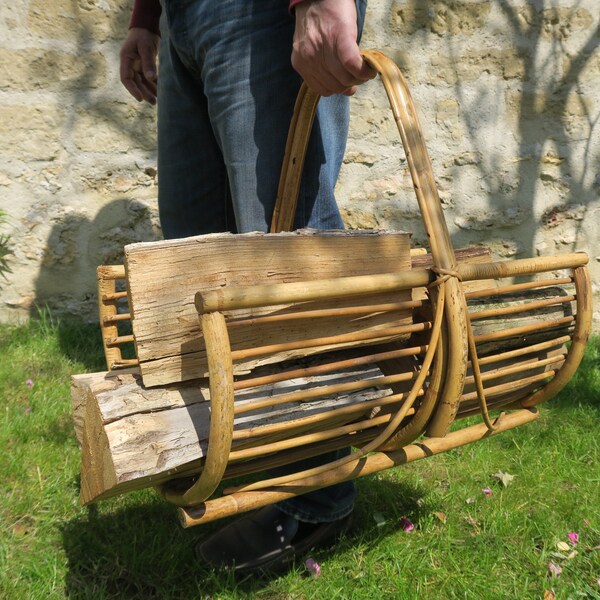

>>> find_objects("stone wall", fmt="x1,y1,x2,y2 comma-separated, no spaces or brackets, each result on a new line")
1,0,599,328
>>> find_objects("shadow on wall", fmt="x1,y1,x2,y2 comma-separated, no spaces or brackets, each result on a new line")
30,199,159,324
390,0,600,259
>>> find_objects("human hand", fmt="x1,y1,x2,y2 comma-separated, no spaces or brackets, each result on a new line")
291,0,375,97
120,27,160,104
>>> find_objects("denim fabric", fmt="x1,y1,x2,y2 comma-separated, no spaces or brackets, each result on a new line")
157,0,367,522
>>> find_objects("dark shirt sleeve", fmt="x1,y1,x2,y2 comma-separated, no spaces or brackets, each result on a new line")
129,0,162,36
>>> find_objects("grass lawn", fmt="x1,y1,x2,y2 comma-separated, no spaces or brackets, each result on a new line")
0,313,598,599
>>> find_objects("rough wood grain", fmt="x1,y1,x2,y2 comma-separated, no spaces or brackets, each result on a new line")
75,361,393,505
125,230,413,388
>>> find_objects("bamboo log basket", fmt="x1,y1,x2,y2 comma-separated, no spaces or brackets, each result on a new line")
82,50,592,527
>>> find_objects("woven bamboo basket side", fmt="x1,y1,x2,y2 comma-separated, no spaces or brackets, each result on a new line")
161,51,592,513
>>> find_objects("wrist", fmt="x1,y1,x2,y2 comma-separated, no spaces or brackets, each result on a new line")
289,0,308,12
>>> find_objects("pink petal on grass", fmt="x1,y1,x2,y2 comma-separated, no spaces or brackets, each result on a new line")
305,558,321,578
547,562,562,578
26,379,34,389
568,532,579,545
400,517,414,532
482,487,492,497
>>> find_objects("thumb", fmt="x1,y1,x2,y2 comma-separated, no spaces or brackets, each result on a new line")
336,35,376,82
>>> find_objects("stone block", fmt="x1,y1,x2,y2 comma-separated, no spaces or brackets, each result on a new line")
392,0,491,36
0,48,106,91
516,6,594,40
27,0,130,43
73,101,156,153
0,105,64,161
429,48,525,85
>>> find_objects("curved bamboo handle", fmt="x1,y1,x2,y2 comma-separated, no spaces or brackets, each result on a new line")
160,312,235,507
272,49,455,270
272,50,468,435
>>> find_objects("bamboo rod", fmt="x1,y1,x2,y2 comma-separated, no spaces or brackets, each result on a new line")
234,369,420,415
464,354,564,387
97,267,122,370
227,300,422,327
475,335,570,366
105,334,135,348
160,312,235,507
473,316,574,345
196,254,588,314
232,392,416,441
227,279,447,493
233,344,426,391
230,322,430,361
223,429,378,480
178,409,540,527
464,277,573,300
468,294,575,322
461,371,554,402
102,313,131,324
229,412,393,462
112,359,140,368
521,266,593,408
97,265,126,280
102,290,128,302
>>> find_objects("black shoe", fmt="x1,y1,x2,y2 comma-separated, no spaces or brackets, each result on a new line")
196,505,352,575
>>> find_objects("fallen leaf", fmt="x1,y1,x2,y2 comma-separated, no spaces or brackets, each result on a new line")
566,550,578,560
557,541,571,552
433,512,447,524
11,523,30,536
463,515,481,534
492,471,515,487
547,561,562,578
465,497,475,504
543,590,555,600
373,512,386,527
549,552,568,560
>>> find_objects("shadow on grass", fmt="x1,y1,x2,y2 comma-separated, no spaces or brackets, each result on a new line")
552,336,600,411
56,319,112,373
61,476,428,598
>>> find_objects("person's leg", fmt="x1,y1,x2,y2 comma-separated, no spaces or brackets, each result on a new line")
157,3,236,238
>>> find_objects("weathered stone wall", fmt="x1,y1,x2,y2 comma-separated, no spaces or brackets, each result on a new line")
1,0,599,328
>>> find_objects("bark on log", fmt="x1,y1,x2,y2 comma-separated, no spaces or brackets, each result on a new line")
74,361,393,505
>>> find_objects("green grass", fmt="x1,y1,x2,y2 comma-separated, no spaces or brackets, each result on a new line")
0,314,598,599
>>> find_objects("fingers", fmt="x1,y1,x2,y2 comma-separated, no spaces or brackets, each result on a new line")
119,28,159,104
291,0,376,97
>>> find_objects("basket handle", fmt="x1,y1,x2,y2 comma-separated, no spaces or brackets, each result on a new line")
272,51,470,436
271,49,457,272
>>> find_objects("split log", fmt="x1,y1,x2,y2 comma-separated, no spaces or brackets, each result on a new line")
124,230,413,388
74,360,395,505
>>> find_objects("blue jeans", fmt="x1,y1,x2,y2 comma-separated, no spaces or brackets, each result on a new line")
157,0,367,522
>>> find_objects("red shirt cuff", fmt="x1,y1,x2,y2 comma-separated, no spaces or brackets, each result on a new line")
289,0,306,12
129,0,162,36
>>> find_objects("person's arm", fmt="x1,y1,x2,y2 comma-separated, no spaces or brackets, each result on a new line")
291,0,375,97
120,0,161,104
